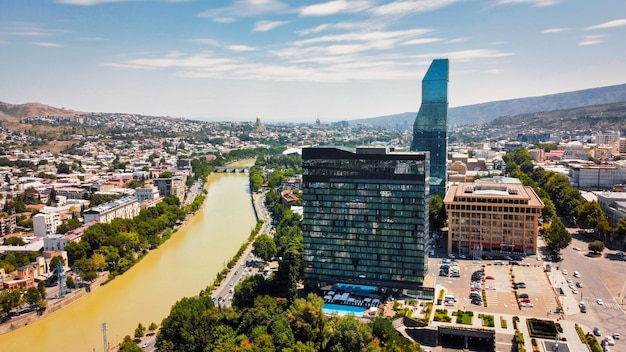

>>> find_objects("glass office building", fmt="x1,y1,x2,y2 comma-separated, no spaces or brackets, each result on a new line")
302,146,430,291
410,58,449,197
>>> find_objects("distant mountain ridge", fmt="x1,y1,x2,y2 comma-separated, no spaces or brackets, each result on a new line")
0,101,83,120
349,83,626,130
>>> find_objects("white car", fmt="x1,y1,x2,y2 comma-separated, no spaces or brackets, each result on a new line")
572,288,579,294
605,336,615,346
486,285,496,290
562,269,568,275
448,253,456,259
574,271,581,278
597,298,604,305
521,302,534,308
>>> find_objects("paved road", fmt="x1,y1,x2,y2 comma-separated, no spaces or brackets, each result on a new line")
546,228,626,340
211,191,272,309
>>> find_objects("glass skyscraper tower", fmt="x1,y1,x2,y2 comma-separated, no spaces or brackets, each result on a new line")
410,58,449,197
302,146,430,292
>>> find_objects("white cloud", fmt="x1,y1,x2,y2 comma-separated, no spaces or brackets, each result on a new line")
578,35,604,46
254,21,289,32
213,17,236,24
371,0,460,16
228,44,256,52
189,38,221,46
198,0,290,19
586,19,626,30
447,38,468,43
543,28,567,33
297,24,331,36
402,37,442,45
32,41,65,48
495,0,561,7
294,28,431,46
299,1,372,17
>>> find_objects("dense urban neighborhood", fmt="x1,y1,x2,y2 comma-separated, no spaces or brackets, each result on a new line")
0,96,626,352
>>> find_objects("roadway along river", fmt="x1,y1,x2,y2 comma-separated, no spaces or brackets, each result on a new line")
0,172,256,351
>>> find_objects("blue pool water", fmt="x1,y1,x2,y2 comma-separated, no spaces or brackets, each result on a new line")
334,283,377,294
323,304,366,317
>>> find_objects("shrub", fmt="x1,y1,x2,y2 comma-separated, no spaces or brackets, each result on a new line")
500,316,508,329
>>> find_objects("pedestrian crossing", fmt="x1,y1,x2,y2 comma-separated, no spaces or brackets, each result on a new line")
582,298,621,310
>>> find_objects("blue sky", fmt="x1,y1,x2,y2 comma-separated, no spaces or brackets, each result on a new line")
1,0,625,122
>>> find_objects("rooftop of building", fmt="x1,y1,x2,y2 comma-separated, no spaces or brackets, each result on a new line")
444,180,544,207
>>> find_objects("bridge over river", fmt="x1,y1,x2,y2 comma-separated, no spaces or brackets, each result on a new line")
214,165,250,173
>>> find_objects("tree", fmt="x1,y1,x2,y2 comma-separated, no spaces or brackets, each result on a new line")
588,240,605,254
119,336,143,352
134,322,146,338
253,234,277,261
614,217,626,243
24,287,43,306
57,162,71,174
75,258,97,282
49,255,65,272
66,275,76,289
0,289,21,315
37,281,47,300
3,237,25,246
543,216,571,259
158,171,173,178
578,201,606,229
429,195,446,230
149,322,158,331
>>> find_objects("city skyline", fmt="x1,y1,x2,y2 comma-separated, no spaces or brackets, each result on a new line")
1,1,625,122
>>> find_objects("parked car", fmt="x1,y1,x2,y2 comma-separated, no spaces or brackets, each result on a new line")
576,282,583,288
521,302,534,308
597,299,604,305
594,327,601,336
518,293,529,299
574,271,581,278
604,336,615,346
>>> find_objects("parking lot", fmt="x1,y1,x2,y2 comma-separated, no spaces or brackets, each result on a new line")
434,257,560,317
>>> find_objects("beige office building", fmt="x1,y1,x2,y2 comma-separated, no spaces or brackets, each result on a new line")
444,179,544,257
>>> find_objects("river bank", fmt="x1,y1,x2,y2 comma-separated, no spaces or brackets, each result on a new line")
0,172,257,351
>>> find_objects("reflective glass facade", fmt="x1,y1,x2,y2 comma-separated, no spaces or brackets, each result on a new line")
410,58,449,197
302,147,429,291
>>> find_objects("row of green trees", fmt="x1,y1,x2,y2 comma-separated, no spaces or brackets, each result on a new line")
154,293,423,352
0,281,47,317
64,195,187,281
504,148,626,255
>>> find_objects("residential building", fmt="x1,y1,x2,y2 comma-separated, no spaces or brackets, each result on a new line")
135,185,160,202
0,214,16,237
83,196,140,224
444,178,544,256
410,58,449,197
302,146,430,294
153,175,186,201
595,131,620,145
33,212,62,237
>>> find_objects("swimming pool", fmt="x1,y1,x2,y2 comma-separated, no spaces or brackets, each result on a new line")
322,304,366,317
334,283,377,294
